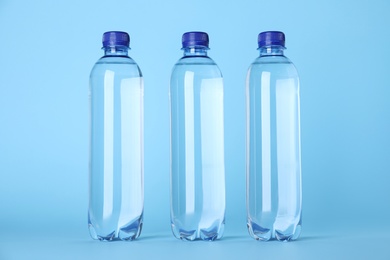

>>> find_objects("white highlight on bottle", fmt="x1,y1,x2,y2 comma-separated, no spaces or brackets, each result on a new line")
184,71,195,215
199,77,225,228
103,70,115,220
275,78,300,230
261,71,271,212
118,77,144,228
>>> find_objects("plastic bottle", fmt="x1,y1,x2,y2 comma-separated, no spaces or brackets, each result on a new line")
169,31,226,241
246,31,302,241
88,31,144,241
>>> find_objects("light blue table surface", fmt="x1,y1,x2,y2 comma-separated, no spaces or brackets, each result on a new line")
1,221,389,259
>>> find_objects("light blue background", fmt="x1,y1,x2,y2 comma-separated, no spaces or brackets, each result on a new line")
0,0,389,259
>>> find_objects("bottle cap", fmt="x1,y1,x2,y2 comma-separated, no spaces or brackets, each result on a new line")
182,31,209,48
258,31,285,48
102,31,130,47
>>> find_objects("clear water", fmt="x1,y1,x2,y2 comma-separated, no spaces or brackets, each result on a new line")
89,52,144,241
246,49,302,241
170,51,226,241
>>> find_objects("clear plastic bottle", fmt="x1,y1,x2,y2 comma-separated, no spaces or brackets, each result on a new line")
169,31,226,241
246,31,302,241
88,31,144,241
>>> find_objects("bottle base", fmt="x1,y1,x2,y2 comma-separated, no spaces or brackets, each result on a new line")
171,220,225,241
247,220,301,242
88,215,143,241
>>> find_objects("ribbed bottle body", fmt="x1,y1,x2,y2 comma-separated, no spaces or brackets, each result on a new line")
170,54,225,241
89,54,144,241
246,52,302,241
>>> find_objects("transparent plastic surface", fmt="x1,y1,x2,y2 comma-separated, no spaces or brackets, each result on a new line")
89,50,144,241
170,49,226,241
246,48,302,241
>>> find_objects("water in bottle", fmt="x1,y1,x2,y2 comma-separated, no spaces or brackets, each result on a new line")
170,31,226,241
246,31,302,241
88,31,144,241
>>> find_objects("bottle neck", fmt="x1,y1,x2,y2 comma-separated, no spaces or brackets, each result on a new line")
103,46,129,56
259,45,285,56
183,47,209,57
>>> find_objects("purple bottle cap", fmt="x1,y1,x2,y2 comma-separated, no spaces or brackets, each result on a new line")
258,31,285,48
182,31,209,48
102,31,130,47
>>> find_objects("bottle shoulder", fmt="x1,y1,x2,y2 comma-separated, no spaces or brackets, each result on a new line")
90,56,142,77
248,55,299,78
251,55,293,65
95,55,138,65
175,56,217,66
250,55,297,69
172,56,221,75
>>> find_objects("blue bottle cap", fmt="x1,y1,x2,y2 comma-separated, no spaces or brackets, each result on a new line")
258,31,285,48
102,31,130,47
182,31,209,48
